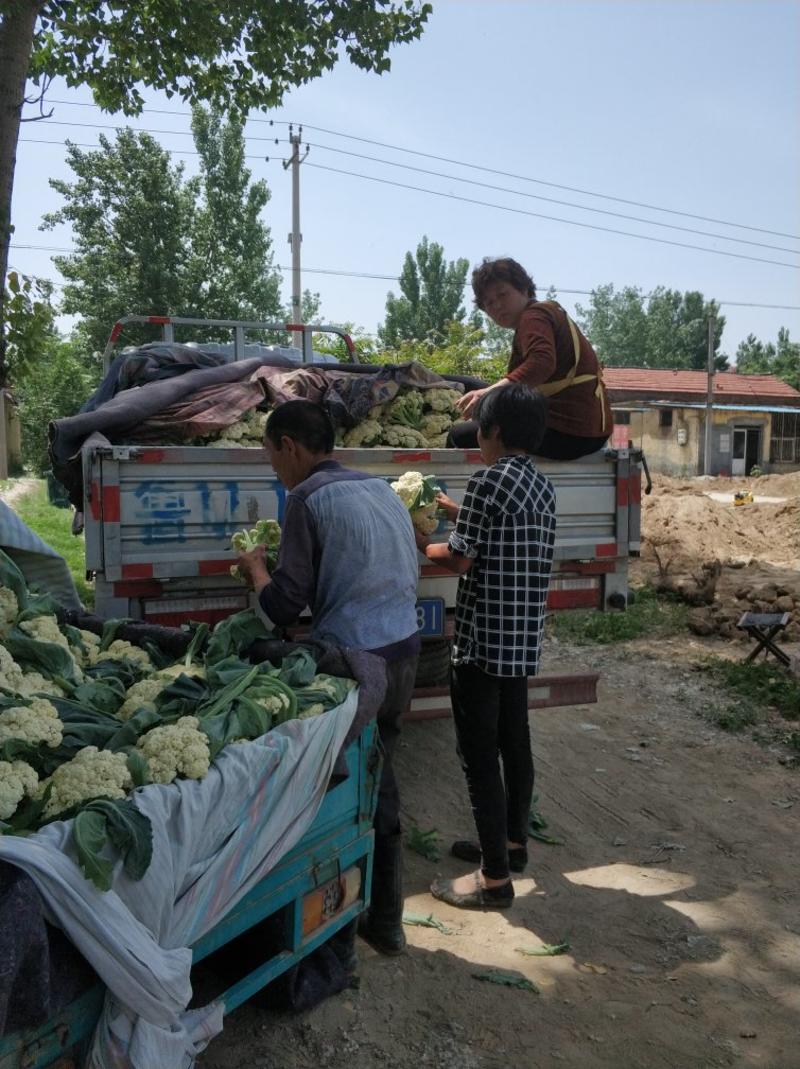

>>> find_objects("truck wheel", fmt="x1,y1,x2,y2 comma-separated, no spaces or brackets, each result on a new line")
414,639,452,688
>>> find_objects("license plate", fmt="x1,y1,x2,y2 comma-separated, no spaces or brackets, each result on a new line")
416,597,444,637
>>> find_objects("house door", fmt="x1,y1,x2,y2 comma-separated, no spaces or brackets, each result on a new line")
731,427,762,476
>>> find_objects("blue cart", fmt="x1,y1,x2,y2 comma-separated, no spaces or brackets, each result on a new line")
0,720,380,1069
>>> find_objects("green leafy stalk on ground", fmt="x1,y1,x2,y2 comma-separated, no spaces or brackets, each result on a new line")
550,585,688,645
13,481,94,607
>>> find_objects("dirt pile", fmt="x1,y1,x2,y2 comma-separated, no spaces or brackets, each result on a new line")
641,474,799,572
686,572,800,641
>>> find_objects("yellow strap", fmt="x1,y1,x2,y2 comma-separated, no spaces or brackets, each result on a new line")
535,302,607,433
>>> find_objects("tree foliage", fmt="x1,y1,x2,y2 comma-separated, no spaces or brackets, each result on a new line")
735,328,800,390
3,271,57,380
41,106,288,355
379,236,475,347
0,0,432,381
380,321,506,382
575,284,728,371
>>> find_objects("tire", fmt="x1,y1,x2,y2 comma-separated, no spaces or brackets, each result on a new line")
414,638,452,688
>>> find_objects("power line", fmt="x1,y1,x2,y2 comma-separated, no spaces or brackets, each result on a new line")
302,141,799,256
37,102,800,241
10,251,800,310
296,161,800,270
28,123,800,254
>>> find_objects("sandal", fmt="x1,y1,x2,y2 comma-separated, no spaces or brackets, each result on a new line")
430,871,515,911
450,839,528,873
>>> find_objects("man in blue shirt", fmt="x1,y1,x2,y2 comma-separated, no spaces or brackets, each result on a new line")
237,400,420,957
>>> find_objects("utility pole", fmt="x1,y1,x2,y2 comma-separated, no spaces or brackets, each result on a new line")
703,314,716,476
283,125,309,355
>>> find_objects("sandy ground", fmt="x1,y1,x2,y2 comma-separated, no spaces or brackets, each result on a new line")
0,477,38,508
199,630,800,1069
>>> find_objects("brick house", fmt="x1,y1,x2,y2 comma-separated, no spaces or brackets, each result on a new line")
603,368,800,476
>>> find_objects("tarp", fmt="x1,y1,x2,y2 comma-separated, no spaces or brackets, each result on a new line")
49,342,486,509
0,691,360,1069
0,500,82,610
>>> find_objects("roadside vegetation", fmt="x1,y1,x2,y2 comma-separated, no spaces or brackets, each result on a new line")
699,658,800,756
549,585,688,645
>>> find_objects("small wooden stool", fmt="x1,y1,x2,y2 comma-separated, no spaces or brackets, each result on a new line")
736,612,791,668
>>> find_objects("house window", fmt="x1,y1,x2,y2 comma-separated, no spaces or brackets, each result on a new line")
659,410,673,428
770,412,800,464
614,410,631,425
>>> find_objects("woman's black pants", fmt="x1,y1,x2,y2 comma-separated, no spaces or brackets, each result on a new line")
446,419,608,461
450,662,533,880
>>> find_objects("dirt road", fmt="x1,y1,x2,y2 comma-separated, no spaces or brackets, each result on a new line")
200,632,800,1069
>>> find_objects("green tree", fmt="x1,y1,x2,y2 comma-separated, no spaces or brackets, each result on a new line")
382,321,506,381
16,335,99,473
379,236,472,347
3,269,57,380
736,328,800,390
575,284,727,369
185,105,282,324
42,130,195,357
0,1,432,383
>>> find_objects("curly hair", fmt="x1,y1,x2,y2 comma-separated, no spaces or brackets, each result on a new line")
471,257,536,310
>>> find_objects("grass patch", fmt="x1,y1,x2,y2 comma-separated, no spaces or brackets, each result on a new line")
13,481,94,607
704,658,800,722
550,585,688,645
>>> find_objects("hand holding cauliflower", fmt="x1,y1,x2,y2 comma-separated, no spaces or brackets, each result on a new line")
392,471,441,535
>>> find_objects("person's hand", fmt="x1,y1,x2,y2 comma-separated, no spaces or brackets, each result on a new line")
236,544,270,589
435,491,459,522
455,388,486,419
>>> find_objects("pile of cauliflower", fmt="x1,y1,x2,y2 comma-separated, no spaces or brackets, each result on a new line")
342,387,463,449
184,385,464,452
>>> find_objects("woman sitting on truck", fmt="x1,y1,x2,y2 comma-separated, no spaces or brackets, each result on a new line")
448,257,612,460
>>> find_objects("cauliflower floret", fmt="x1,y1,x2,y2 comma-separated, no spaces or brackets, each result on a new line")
16,672,65,699
423,387,463,414
136,716,210,784
156,663,206,682
0,759,39,821
116,677,165,722
420,412,453,438
0,644,25,693
222,420,249,441
343,420,383,448
0,697,63,749
392,471,426,509
411,505,438,535
297,703,325,720
384,392,424,429
424,433,449,449
0,588,19,637
208,438,242,449
19,614,70,652
39,746,132,820
96,640,153,671
71,630,101,668
381,425,428,449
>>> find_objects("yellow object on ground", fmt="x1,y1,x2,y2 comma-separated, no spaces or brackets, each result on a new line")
733,491,753,506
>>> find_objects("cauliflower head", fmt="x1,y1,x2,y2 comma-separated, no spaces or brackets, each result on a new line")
0,697,63,748
297,703,326,720
423,387,463,414
392,471,426,509
71,630,101,668
421,413,453,438
424,433,449,449
0,644,25,693
343,420,383,448
384,392,424,429
381,425,428,449
0,759,39,821
39,747,132,820
19,614,71,652
136,716,210,784
116,677,165,722
0,588,19,637
16,672,65,699
96,640,153,671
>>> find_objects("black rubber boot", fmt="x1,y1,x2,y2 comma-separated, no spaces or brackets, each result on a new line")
358,832,406,956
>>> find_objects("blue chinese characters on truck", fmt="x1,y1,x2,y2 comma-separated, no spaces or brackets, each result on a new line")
132,479,287,545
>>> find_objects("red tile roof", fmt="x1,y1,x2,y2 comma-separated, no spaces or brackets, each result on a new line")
602,367,800,403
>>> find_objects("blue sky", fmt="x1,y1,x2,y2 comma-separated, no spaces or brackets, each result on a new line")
9,0,800,360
